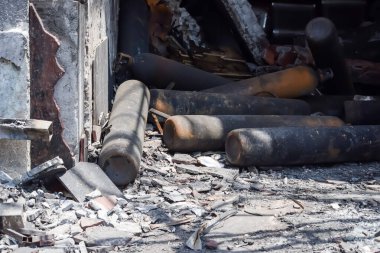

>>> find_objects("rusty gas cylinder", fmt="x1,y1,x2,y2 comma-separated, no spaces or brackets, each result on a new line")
150,89,311,116
99,80,150,186
306,17,355,95
202,66,331,98
129,53,230,90
164,115,344,152
226,126,380,166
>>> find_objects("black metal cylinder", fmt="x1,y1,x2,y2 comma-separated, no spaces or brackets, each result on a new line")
345,100,380,125
305,17,355,95
118,0,150,56
129,53,230,90
302,95,353,118
150,89,311,116
226,126,380,166
164,115,344,152
99,80,150,186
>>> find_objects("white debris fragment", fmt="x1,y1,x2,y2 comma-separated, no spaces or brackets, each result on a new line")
197,156,224,168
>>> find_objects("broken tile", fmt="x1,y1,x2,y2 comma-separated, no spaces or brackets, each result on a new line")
79,218,105,230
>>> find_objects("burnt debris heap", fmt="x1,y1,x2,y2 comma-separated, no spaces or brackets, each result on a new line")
1,0,380,252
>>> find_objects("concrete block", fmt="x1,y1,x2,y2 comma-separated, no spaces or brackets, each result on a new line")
0,203,25,231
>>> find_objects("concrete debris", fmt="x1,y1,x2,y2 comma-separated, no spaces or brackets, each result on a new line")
15,157,66,185
58,162,123,202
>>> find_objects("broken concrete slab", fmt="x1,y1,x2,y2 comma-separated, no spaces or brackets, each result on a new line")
244,199,304,217
74,226,132,247
205,212,288,241
58,162,123,202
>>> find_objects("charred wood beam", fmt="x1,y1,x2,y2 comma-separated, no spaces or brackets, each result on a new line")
216,0,269,65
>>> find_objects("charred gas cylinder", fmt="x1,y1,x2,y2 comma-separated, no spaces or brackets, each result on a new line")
226,126,380,167
99,80,150,186
164,115,344,152
129,53,230,90
306,17,355,95
302,95,353,118
118,0,150,56
150,89,311,116
203,66,331,98
345,100,380,125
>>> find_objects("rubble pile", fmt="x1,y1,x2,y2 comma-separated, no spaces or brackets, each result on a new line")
1,0,380,252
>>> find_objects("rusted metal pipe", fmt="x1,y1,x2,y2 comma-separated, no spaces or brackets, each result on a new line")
302,95,353,118
118,0,150,56
164,115,344,152
129,53,230,90
150,89,311,116
203,66,330,98
226,126,380,166
344,100,380,125
306,17,355,95
99,80,150,186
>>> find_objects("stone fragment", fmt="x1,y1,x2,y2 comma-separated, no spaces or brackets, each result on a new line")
79,218,105,230
172,153,197,165
112,221,142,235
